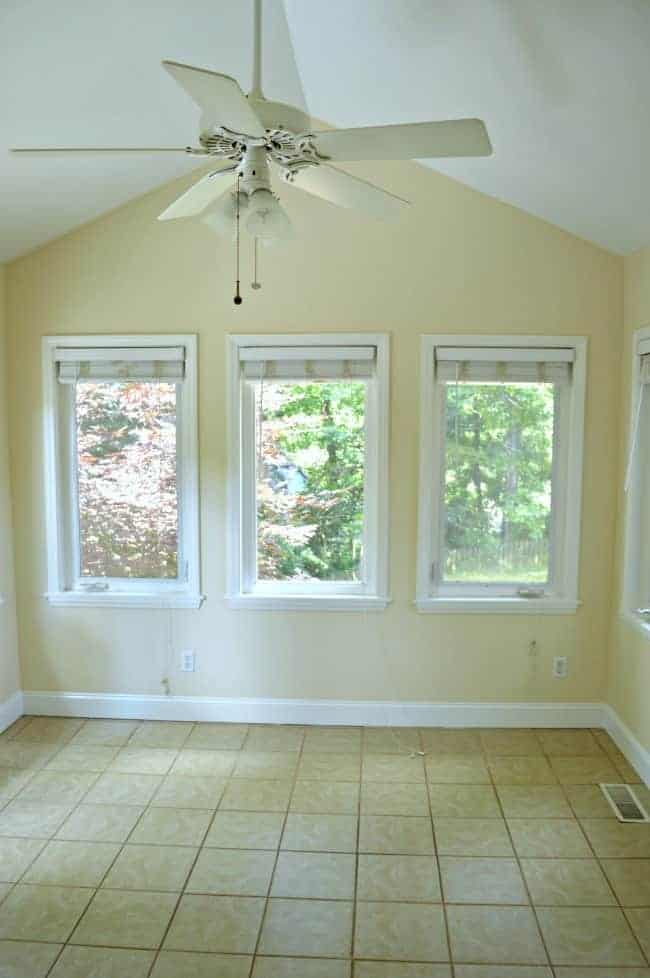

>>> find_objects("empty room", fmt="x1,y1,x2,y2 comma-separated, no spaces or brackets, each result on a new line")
0,0,649,975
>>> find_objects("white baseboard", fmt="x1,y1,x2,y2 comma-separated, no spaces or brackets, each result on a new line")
22,690,605,729
0,690,24,734
603,704,650,788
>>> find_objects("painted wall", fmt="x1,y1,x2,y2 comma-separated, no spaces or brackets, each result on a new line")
607,245,650,752
0,265,21,707
5,160,623,704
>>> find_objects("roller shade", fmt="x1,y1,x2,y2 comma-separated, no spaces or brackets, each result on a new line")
624,349,650,491
240,345,376,380
55,346,186,383
435,346,574,384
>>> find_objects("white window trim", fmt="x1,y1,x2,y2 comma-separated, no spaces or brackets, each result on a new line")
415,334,587,614
620,324,650,641
42,334,203,609
226,332,390,611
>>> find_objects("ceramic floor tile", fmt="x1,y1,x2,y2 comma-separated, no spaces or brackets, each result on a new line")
298,753,361,782
69,719,140,747
129,807,212,846
13,717,83,743
48,945,155,977
14,770,96,805
303,727,362,754
354,901,448,961
0,802,73,838
362,754,426,783
0,744,58,769
626,909,650,958
271,851,355,899
354,963,451,977
254,956,351,977
109,748,178,775
0,884,11,903
580,819,650,857
362,728,422,754
290,780,360,814
480,730,543,756
488,757,557,785
359,816,434,855
45,746,119,772
184,724,249,750
554,970,650,978
428,784,501,818
550,756,619,784
434,818,513,856
425,755,490,784
357,853,441,902
0,767,34,803
83,772,162,806
360,781,429,815
164,894,265,953
0,940,62,978
563,784,616,818
282,813,358,852
440,857,528,904
56,804,143,842
103,844,197,892
497,785,573,818
259,897,353,957
219,780,292,812
244,726,304,752
536,906,645,966
71,889,178,949
601,859,650,906
128,721,193,749
508,819,592,857
521,858,616,906
151,774,226,809
152,950,251,977
0,885,92,942
454,970,552,977
0,837,45,882
171,750,236,777
537,730,604,756
205,811,285,849
420,729,482,754
232,751,298,780
447,905,548,964
187,847,276,896
23,839,119,886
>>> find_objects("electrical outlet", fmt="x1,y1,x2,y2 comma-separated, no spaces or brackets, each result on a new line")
553,655,568,679
181,650,196,673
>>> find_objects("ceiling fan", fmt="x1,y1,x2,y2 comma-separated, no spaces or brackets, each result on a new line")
12,0,491,286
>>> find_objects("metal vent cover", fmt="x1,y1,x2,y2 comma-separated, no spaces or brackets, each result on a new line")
600,783,650,823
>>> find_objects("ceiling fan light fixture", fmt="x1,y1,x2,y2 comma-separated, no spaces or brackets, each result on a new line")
246,188,292,240
201,189,248,235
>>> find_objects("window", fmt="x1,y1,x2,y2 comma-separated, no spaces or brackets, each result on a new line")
416,335,586,613
621,328,650,637
42,335,201,607
227,334,389,610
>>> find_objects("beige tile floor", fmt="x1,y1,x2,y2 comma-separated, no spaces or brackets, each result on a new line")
0,717,648,977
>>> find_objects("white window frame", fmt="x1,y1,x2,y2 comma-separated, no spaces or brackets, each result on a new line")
226,333,390,611
416,334,587,614
620,324,650,641
42,334,202,609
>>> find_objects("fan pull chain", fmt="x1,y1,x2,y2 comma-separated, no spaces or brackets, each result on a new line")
234,174,243,305
252,236,261,290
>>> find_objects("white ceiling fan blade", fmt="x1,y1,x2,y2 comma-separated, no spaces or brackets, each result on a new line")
162,60,265,138
158,167,236,221
11,147,189,155
285,163,409,220
308,119,492,161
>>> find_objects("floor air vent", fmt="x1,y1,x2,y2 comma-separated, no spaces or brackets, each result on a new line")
600,783,650,823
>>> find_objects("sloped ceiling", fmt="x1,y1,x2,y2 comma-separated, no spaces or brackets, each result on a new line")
1,0,649,262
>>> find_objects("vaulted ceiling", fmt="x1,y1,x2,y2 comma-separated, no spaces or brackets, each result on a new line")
2,0,649,262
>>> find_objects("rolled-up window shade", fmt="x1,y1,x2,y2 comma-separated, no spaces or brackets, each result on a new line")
240,345,376,380
435,347,574,384
624,352,650,491
55,347,186,383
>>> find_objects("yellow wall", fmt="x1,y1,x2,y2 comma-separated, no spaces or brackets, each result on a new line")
0,265,21,704
607,245,650,752
6,161,623,704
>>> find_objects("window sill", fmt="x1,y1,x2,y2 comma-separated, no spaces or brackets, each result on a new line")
415,596,580,615
620,612,650,641
45,591,205,610
226,594,390,612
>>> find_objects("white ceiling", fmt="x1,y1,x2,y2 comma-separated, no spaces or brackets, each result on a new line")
1,0,649,262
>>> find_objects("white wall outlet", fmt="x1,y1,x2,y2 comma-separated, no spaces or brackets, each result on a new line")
553,655,568,679
181,650,196,673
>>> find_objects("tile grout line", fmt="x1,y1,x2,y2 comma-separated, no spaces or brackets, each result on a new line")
349,725,365,974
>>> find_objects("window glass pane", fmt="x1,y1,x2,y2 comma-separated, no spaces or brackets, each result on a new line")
76,381,178,579
638,394,650,608
254,380,365,582
441,381,555,584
